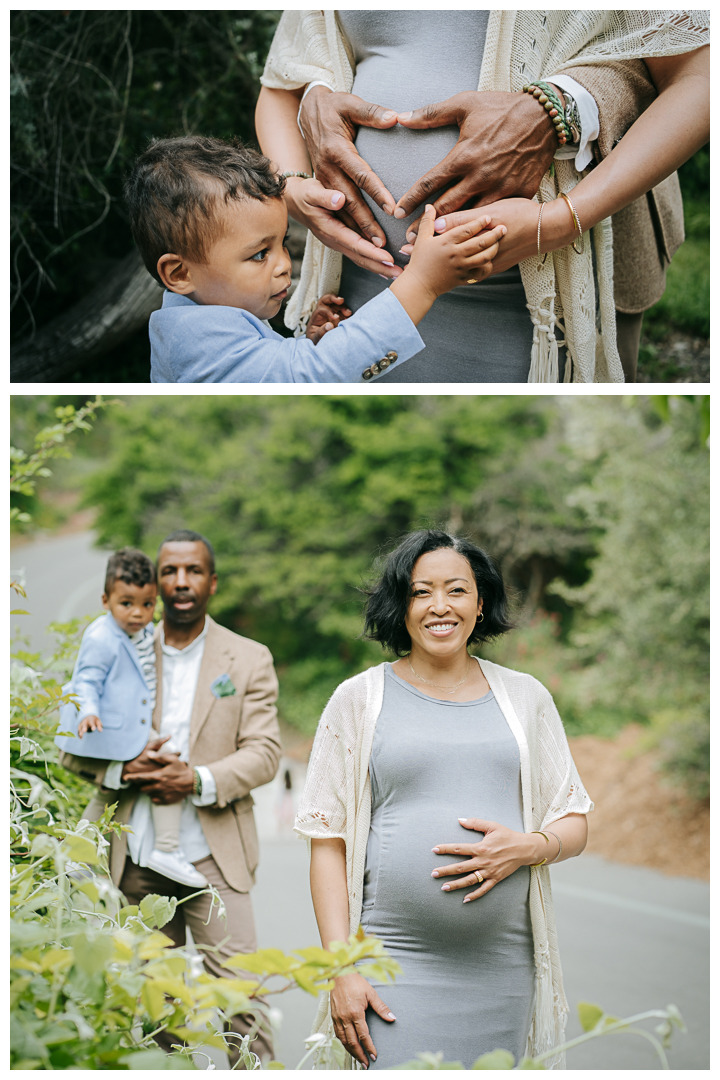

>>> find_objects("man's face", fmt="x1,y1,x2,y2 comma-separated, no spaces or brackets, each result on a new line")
174,196,293,320
157,540,217,625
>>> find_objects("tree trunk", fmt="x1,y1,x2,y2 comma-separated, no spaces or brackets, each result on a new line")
11,250,163,382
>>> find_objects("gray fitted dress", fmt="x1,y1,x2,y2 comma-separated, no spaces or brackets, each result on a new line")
336,11,539,383
360,665,535,1069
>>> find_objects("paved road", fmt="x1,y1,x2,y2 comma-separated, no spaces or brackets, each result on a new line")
13,530,710,1070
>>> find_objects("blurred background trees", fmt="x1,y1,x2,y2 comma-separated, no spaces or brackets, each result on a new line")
11,395,709,800
10,10,710,382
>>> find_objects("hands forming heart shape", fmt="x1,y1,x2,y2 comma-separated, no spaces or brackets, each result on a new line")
299,86,557,251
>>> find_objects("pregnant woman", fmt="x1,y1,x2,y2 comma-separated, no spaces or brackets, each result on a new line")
295,530,593,1069
257,10,709,382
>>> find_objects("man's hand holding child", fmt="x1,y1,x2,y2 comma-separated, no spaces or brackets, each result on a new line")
306,293,353,344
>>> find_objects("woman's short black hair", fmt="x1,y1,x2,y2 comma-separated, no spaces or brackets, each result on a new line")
363,529,513,656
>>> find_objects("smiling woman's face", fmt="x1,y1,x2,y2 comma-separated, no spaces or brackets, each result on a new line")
404,548,483,659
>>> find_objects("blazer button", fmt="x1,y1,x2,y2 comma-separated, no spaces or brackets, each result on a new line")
379,357,390,370
141,718,146,724
386,350,398,363
370,362,382,376
142,699,147,705
362,368,373,380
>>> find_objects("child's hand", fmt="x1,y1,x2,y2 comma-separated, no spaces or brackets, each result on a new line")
306,293,353,345
78,714,103,738
405,204,507,299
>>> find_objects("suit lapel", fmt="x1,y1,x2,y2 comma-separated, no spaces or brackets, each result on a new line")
189,618,234,752
151,625,163,733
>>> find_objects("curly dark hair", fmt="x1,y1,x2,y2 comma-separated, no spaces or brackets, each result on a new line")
124,134,286,284
104,547,156,596
363,529,513,656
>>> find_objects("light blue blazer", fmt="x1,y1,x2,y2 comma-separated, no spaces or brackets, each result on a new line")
149,288,424,383
54,613,153,761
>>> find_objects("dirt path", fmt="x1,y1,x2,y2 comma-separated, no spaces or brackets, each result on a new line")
569,725,709,880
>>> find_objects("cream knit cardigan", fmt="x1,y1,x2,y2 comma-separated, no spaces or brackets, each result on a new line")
295,658,594,1070
262,9,710,383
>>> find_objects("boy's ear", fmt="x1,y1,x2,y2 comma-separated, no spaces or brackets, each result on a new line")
101,593,109,609
157,253,196,294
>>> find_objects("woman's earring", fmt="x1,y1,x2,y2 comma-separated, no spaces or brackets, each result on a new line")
477,611,484,623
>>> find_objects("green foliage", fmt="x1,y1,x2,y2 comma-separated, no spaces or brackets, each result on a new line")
643,234,710,339
11,396,116,528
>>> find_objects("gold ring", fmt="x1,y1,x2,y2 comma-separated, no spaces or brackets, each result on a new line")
466,278,478,285
474,870,484,885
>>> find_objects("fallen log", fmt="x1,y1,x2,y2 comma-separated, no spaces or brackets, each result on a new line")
11,249,163,382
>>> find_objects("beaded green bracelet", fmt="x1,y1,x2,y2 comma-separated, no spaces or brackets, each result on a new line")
522,82,571,146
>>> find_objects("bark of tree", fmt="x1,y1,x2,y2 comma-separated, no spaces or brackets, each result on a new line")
11,250,163,382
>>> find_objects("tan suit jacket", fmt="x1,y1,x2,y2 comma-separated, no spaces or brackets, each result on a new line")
557,59,685,313
59,617,282,892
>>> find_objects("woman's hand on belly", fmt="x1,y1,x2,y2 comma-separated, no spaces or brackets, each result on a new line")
393,91,557,220
300,86,400,249
285,176,402,279
430,818,546,904
401,197,579,277
330,971,396,1069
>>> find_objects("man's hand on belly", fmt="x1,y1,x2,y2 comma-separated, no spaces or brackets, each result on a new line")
393,91,556,220
301,85,400,248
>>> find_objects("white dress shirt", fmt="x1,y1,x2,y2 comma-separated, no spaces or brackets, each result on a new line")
547,74,600,172
105,617,219,867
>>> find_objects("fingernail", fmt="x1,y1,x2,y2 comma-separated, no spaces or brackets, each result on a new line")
399,245,412,255
431,870,439,877
388,1013,396,1020
362,1064,368,1070
398,112,412,121
371,237,384,247
370,1054,377,1061
331,193,342,207
458,818,467,823
432,846,440,853
379,275,389,280
436,218,446,231
382,110,396,122
463,897,471,903
441,884,450,891
382,204,394,215
394,207,406,219
501,226,507,236
381,260,394,267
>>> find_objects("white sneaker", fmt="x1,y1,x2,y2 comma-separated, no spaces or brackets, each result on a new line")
146,849,208,888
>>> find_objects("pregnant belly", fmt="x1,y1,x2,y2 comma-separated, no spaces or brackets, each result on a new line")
363,800,531,956
354,125,461,264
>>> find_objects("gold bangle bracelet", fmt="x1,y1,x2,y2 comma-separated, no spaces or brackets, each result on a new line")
559,191,584,255
530,829,550,867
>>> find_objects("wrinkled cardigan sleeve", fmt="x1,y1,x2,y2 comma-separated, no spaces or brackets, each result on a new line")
534,682,594,829
294,682,352,841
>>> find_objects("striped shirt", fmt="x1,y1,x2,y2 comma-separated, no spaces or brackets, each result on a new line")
130,625,157,710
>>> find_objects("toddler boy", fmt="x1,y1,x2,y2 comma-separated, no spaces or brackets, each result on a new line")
55,549,207,888
124,135,506,383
